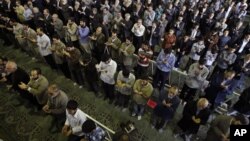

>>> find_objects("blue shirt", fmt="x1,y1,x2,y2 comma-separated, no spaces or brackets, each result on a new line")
86,126,106,141
78,26,90,44
156,50,176,72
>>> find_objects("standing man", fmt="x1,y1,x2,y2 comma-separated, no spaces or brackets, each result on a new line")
96,55,117,104
153,48,175,90
131,19,145,52
43,84,68,132
205,114,249,141
62,100,87,141
18,68,49,111
36,27,56,69
132,76,153,120
175,98,211,141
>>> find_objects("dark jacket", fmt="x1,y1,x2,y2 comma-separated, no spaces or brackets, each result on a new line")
233,87,250,114
6,67,30,94
154,89,180,120
178,100,210,134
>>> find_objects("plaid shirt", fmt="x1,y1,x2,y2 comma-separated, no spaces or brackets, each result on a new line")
86,126,106,141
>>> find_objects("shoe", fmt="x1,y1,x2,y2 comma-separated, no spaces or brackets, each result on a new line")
158,129,163,133
151,125,155,129
122,108,127,112
79,85,83,89
173,133,179,138
137,115,142,120
131,113,136,117
73,83,77,86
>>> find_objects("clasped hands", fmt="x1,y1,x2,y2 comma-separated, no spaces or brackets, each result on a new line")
62,125,72,136
192,116,201,124
18,82,28,90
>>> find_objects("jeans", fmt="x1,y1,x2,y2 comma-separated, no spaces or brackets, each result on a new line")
153,68,170,90
132,103,145,116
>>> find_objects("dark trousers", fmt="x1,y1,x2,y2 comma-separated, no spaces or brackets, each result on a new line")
68,134,83,141
57,62,71,79
135,65,149,79
153,68,170,90
86,79,99,94
50,113,66,130
209,65,226,80
151,113,167,130
102,81,115,101
179,83,197,102
71,69,84,85
133,35,143,53
115,93,130,108
44,54,57,70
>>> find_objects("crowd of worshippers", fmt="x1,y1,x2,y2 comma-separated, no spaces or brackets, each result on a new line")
1,59,250,141
0,0,250,140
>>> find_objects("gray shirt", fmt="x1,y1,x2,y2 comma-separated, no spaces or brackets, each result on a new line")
47,90,68,115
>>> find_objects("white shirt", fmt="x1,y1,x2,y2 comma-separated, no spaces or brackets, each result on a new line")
131,23,145,37
238,39,249,53
65,109,87,136
96,59,117,85
190,29,198,40
37,34,52,56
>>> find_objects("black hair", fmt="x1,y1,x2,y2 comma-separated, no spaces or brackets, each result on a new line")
66,41,74,47
140,75,149,80
164,48,172,54
234,114,249,125
101,54,111,62
122,68,130,78
198,58,206,65
82,119,96,133
66,100,78,110
52,34,60,40
32,67,42,75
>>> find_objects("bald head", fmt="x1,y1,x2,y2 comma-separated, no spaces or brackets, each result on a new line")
5,61,17,73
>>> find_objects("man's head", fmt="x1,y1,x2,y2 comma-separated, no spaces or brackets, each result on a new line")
66,100,78,115
122,68,130,78
125,13,130,21
112,29,117,37
125,36,132,44
164,48,172,55
96,27,102,35
224,70,235,80
47,84,60,97
101,54,111,64
36,27,44,36
140,75,149,86
30,68,41,80
168,86,179,98
52,34,60,43
197,98,209,110
169,29,174,35
52,14,58,21
82,119,96,133
137,19,142,26
67,18,74,25
43,9,50,16
232,114,249,125
198,59,206,69
5,61,17,74
79,19,86,27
